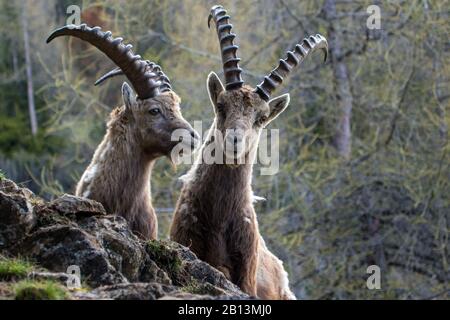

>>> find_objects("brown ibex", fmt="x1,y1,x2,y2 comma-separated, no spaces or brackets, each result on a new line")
47,24,198,240
170,6,328,299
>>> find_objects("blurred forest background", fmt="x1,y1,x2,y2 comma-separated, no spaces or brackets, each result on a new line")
0,0,448,299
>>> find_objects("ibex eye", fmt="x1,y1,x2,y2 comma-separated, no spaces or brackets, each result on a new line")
149,108,161,116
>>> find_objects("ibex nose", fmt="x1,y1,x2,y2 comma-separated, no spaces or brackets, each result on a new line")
225,130,244,146
224,129,246,158
181,123,200,150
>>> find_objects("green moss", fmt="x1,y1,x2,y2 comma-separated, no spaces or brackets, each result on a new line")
146,240,182,278
0,257,33,281
28,197,45,206
14,280,69,300
181,280,222,296
181,280,204,294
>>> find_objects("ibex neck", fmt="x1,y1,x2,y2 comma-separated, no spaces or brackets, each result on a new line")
204,163,253,191
106,137,156,197
82,131,157,212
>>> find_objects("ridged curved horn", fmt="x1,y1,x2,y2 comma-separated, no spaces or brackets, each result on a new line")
94,67,122,86
95,61,172,92
47,24,161,99
208,5,244,90
255,34,328,101
148,62,173,93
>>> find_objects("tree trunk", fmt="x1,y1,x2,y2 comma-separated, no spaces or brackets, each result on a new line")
324,0,353,159
12,40,19,80
21,3,38,136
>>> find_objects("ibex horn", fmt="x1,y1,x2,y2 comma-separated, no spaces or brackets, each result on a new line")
94,67,122,86
95,62,172,93
255,34,328,101
47,24,162,99
208,5,244,90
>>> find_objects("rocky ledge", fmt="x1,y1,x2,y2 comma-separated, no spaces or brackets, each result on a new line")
0,177,248,300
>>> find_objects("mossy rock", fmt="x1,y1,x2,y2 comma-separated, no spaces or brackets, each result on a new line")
14,280,69,300
181,279,226,296
33,207,73,229
146,240,183,281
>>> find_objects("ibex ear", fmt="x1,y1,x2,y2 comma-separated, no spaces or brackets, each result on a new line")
207,72,225,112
122,82,136,111
267,94,290,125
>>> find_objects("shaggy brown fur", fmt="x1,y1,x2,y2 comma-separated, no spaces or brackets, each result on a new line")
77,86,197,240
170,73,295,299
172,158,259,295
257,239,296,300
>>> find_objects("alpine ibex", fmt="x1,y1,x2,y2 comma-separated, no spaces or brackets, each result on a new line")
170,6,328,299
47,24,198,240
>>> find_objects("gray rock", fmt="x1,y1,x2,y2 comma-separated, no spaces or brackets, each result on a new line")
145,240,247,298
77,215,145,282
48,194,106,217
0,178,248,300
0,179,36,250
89,282,177,300
16,223,127,287
28,271,71,284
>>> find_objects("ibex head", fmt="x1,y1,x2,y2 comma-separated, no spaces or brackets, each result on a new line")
207,5,328,162
47,24,199,158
